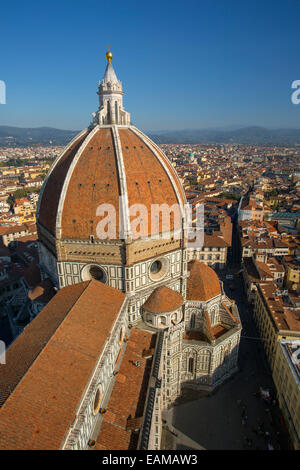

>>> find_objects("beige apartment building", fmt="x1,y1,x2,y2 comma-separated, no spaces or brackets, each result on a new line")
254,282,300,369
283,257,300,292
0,223,37,246
241,238,289,259
242,255,285,302
187,234,229,270
273,340,300,450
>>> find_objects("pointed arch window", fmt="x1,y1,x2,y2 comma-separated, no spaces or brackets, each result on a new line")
115,101,119,124
211,309,215,325
188,357,194,373
107,101,111,123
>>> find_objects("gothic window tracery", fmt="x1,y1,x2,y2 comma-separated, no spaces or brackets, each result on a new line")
190,313,196,329
188,357,194,373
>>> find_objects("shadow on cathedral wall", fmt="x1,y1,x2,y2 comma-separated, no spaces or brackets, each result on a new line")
174,343,240,406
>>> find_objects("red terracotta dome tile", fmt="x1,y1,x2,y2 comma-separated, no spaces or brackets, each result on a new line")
38,130,90,235
187,260,221,302
143,286,183,313
38,127,186,240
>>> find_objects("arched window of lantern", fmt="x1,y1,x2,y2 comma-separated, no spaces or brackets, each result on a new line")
107,101,111,122
210,305,217,325
115,101,119,124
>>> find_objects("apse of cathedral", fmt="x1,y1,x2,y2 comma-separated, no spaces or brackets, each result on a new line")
0,51,241,450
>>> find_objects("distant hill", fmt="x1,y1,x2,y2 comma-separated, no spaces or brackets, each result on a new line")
1,125,300,146
148,126,300,145
0,126,78,146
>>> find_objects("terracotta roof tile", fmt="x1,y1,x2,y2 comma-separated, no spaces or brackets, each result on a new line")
28,278,56,303
187,260,221,302
38,130,89,235
38,127,185,240
204,234,229,247
23,261,41,287
61,128,121,239
95,328,156,450
0,280,126,449
143,285,183,313
120,129,183,236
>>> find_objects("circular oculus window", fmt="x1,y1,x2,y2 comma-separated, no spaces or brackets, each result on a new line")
81,264,106,283
93,386,103,415
149,257,169,281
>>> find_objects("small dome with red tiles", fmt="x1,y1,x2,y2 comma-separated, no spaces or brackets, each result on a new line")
187,260,222,302
143,286,184,314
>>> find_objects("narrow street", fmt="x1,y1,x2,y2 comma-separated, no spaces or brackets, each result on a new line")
165,213,291,450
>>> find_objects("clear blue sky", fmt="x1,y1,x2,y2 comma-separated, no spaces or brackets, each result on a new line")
1,0,300,131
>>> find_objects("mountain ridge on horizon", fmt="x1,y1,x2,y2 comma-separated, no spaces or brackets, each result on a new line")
1,125,300,146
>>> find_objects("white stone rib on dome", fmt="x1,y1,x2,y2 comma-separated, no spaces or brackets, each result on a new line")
130,126,186,215
111,125,131,239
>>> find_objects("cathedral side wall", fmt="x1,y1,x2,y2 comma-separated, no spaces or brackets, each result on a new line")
62,299,129,450
181,327,240,391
